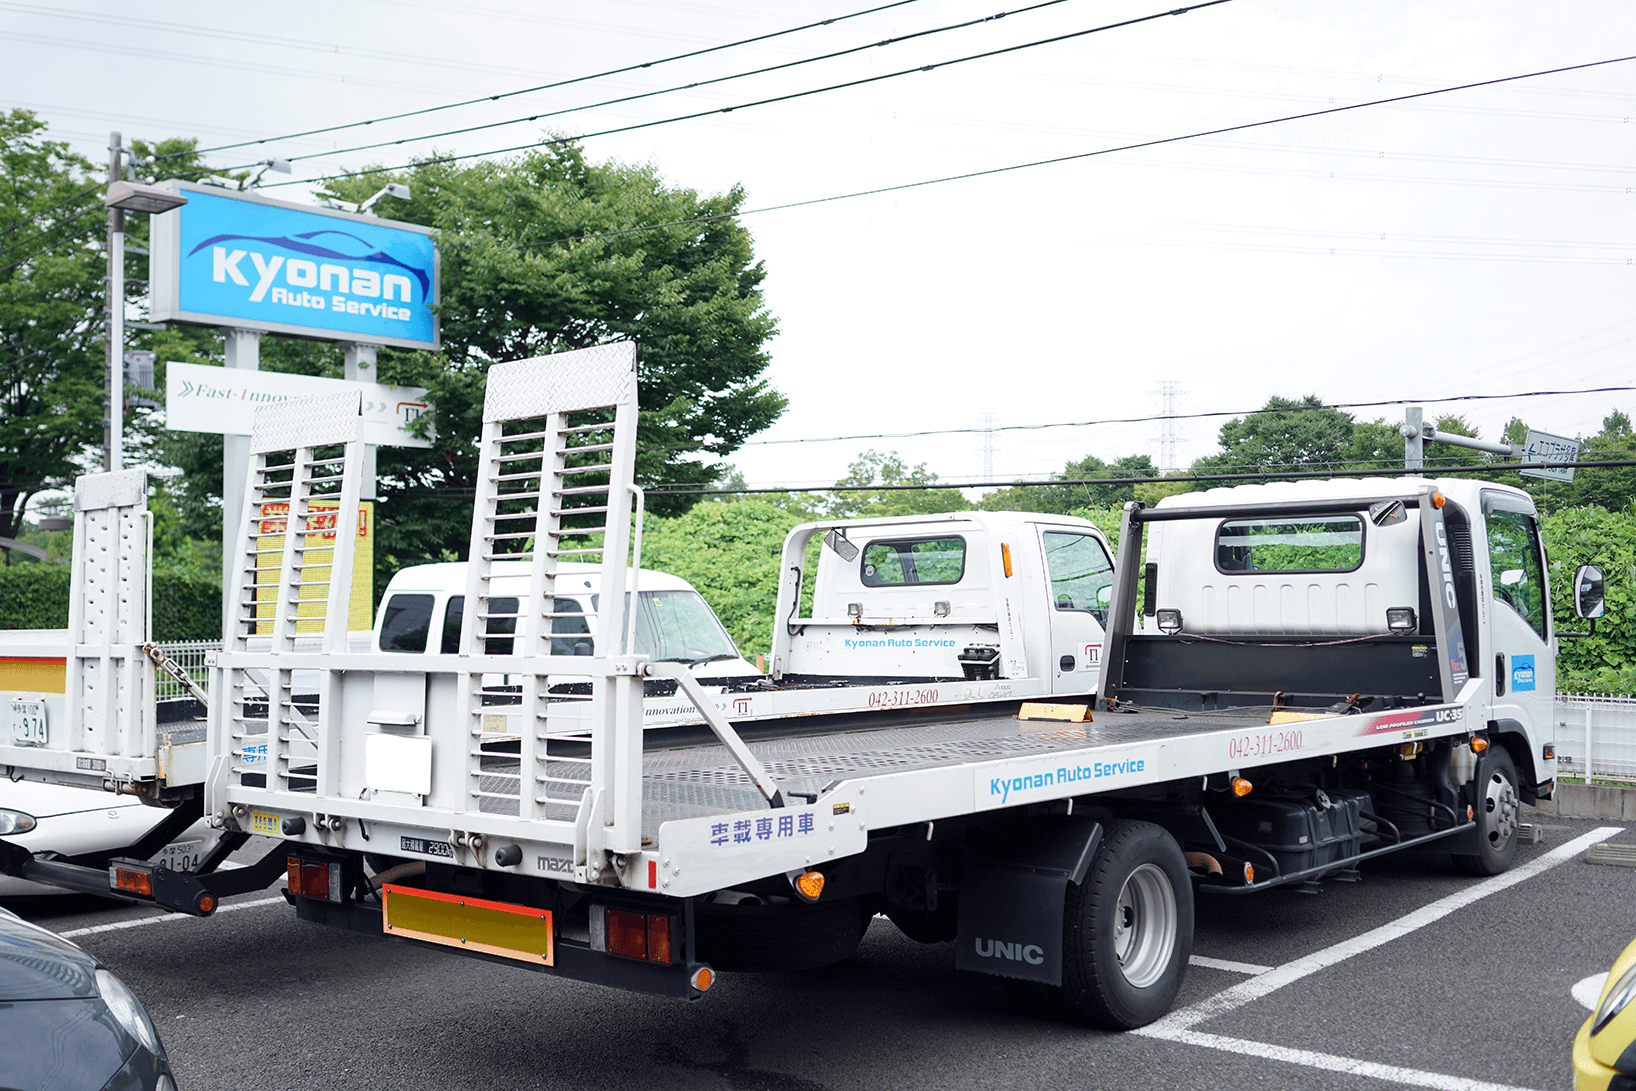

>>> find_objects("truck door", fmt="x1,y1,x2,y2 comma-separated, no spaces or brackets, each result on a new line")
1480,491,1554,737
1040,530,1114,694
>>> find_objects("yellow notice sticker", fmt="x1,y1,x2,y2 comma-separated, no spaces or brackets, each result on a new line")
250,812,281,835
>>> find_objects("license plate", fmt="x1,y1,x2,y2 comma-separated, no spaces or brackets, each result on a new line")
154,840,204,873
8,699,47,746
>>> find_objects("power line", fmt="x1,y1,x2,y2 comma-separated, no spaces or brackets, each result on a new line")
0,201,102,264
490,52,1636,255
261,0,1238,190
655,385,1636,452
0,183,100,241
0,221,102,278
648,459,1636,497
160,0,930,163
250,0,1101,172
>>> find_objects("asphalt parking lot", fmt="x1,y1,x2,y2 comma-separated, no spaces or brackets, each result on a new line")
8,814,1632,1091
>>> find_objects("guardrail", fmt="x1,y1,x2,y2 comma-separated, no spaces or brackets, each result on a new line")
1555,693,1636,784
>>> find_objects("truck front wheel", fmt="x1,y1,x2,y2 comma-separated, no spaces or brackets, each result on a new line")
1452,748,1521,876
1060,820,1193,1029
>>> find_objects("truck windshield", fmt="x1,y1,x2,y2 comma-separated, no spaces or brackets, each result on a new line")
1043,532,1114,613
632,590,741,664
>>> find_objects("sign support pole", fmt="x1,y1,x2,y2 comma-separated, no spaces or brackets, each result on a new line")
342,343,379,501
105,132,124,473
221,328,261,636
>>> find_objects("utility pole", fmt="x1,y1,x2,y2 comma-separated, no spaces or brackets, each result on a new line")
105,132,124,472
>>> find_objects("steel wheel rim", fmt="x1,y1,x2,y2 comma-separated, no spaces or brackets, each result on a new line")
1484,767,1519,847
1112,862,1177,989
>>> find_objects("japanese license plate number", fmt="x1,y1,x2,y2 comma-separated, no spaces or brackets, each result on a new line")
154,840,204,872
8,699,47,746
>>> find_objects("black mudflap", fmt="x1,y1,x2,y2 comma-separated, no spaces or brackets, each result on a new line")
955,817,1103,986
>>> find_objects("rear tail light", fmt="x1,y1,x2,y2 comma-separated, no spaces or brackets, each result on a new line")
590,905,678,964
287,856,343,903
111,862,154,898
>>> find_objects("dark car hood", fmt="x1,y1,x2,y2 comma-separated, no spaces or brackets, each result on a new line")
0,908,97,1001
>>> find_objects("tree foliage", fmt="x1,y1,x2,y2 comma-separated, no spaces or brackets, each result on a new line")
981,453,1157,514
0,110,103,556
824,450,966,519
637,499,802,661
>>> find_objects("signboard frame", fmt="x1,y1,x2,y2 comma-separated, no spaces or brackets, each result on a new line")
149,180,440,351
1519,429,1580,483
165,361,434,448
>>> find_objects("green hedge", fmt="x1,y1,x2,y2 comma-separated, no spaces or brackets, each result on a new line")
0,563,221,641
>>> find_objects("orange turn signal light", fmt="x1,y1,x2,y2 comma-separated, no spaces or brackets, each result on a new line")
1243,863,1255,884
113,866,153,898
1001,543,1014,578
1467,805,1475,821
1470,737,1489,753
794,870,826,902
1231,777,1253,797
1431,490,1446,509
691,966,715,992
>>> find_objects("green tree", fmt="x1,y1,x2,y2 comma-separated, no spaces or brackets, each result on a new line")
981,453,1158,514
1544,504,1636,694
155,141,784,593
1563,410,1636,512
638,499,802,661
1190,395,1357,482
0,110,103,560
825,450,966,519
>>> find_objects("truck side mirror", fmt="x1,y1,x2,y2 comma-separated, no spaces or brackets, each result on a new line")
1573,564,1606,620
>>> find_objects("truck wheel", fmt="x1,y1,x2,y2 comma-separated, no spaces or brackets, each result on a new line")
1452,748,1521,876
1060,820,1193,1030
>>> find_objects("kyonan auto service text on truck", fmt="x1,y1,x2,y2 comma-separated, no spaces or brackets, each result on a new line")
0,342,1606,1030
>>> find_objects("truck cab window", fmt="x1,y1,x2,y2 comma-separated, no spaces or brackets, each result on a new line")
1482,505,1547,640
442,595,520,654
860,536,965,586
1042,532,1114,620
1214,516,1363,573
380,594,433,652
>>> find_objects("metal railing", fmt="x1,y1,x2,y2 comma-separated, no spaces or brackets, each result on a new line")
1555,694,1636,783
153,640,219,702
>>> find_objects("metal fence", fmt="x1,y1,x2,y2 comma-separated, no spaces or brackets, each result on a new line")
1555,694,1636,784
153,640,218,702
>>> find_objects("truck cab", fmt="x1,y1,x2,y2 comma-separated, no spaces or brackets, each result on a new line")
772,511,1115,694
373,561,761,684
1122,476,1563,804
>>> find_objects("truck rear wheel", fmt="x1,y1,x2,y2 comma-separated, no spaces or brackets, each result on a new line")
1060,820,1192,1029
1452,748,1521,876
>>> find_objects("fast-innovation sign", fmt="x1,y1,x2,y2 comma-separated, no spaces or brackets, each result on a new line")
165,361,433,447
150,181,439,350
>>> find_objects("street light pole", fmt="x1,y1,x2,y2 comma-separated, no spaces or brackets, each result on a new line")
106,131,124,472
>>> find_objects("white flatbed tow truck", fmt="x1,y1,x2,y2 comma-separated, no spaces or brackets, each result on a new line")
0,342,1600,1029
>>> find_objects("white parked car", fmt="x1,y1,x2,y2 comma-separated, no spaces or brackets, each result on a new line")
0,780,212,898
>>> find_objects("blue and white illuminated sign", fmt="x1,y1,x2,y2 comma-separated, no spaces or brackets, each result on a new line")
150,182,439,350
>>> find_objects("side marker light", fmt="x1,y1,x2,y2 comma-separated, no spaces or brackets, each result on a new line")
691,967,715,992
1243,863,1255,884
1231,777,1253,797
794,870,826,902
1470,737,1489,753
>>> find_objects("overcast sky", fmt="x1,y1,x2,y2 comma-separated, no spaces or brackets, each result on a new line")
6,0,1633,495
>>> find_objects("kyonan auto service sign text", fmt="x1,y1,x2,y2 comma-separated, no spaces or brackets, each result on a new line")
150,183,439,350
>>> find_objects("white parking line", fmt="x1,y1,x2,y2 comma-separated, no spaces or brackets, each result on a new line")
1151,1030,1543,1091
1140,825,1625,1090
58,893,287,940
1188,955,1271,975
